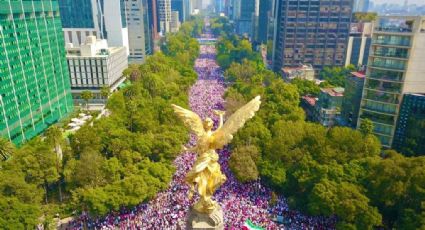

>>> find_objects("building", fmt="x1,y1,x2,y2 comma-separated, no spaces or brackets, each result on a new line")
59,0,129,53
125,0,152,63
315,87,345,126
170,11,181,32
272,0,353,73
215,0,225,13
281,64,315,82
301,96,318,121
234,0,259,39
158,0,172,34
171,0,188,23
357,16,425,147
345,22,373,68
257,0,274,44
353,0,369,12
341,71,365,127
191,0,202,14
0,0,74,144
148,0,159,39
183,0,191,21
66,36,128,105
393,94,425,156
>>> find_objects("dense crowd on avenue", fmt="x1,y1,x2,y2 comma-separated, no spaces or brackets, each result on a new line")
65,28,336,230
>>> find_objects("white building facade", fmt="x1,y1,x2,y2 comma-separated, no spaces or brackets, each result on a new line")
66,36,128,104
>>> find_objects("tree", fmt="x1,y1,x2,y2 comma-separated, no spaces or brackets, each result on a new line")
14,138,60,204
353,12,378,22
229,145,260,183
0,138,15,161
320,65,356,87
81,90,93,110
291,78,321,96
0,196,41,229
360,119,374,136
45,126,65,202
100,86,111,100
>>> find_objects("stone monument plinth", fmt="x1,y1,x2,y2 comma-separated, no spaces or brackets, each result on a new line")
187,205,224,230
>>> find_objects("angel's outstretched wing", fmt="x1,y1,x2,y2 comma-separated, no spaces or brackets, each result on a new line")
172,104,205,138
212,96,261,149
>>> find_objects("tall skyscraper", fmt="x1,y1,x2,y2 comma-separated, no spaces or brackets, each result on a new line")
148,0,159,39
171,0,185,23
272,0,353,73
357,16,425,147
257,0,274,43
353,0,369,12
158,0,172,34
125,0,152,63
0,0,74,144
183,0,191,21
234,0,259,39
393,93,425,156
59,0,129,53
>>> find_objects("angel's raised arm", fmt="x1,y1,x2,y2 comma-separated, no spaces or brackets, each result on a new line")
172,104,205,138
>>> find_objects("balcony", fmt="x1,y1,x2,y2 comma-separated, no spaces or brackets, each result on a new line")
360,110,396,126
364,90,400,104
375,26,412,33
370,58,406,71
362,100,397,114
365,79,403,93
372,47,409,59
373,35,411,47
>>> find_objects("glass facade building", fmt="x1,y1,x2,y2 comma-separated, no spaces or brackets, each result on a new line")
0,0,74,145
272,0,353,73
358,16,425,147
393,94,425,156
59,0,95,28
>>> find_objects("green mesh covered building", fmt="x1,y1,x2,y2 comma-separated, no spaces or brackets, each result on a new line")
0,0,73,145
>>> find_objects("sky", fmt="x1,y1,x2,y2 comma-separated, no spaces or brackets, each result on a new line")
372,0,425,5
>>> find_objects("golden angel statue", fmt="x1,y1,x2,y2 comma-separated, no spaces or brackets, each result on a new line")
172,96,261,214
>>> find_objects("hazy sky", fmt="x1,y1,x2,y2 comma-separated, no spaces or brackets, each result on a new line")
372,0,425,5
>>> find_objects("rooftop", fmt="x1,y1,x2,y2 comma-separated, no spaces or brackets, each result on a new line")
66,36,125,57
321,87,345,97
302,95,317,106
350,71,366,79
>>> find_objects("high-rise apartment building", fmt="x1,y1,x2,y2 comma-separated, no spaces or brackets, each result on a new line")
357,16,425,147
0,0,73,144
59,0,129,53
345,22,373,68
125,0,152,63
272,0,353,73
158,0,172,34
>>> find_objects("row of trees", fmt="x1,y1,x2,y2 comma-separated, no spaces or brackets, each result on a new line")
0,20,201,228
216,25,425,229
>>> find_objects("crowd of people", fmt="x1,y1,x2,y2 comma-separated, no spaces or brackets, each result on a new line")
65,23,336,230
